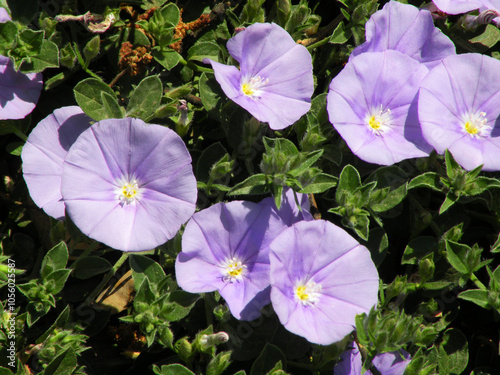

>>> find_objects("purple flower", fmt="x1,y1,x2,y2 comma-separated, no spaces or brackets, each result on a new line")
432,0,491,14
419,53,500,171
0,55,43,120
61,117,197,251
258,187,313,226
334,343,411,375
175,201,288,320
350,1,455,69
327,50,431,166
21,106,92,220
203,22,314,130
0,7,10,22
269,220,379,345
0,9,43,119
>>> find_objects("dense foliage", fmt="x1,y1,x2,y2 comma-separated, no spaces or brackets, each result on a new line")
1,0,500,374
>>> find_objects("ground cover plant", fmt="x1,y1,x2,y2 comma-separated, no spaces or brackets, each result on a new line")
1,0,500,374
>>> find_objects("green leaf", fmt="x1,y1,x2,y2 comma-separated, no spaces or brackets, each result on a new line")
437,329,469,375
490,232,500,253
44,269,71,294
36,305,70,344
74,78,120,121
129,254,166,295
206,351,232,375
439,192,458,215
229,174,270,196
0,367,14,375
40,241,69,279
152,47,182,70
163,291,200,321
466,176,500,195
188,41,221,62
366,166,408,212
273,184,284,210
349,214,370,241
298,173,337,194
250,344,287,375
240,0,266,23
402,236,438,265
127,75,163,120
458,289,490,309
154,364,195,375
469,24,500,48
196,142,229,182
43,348,78,375
199,72,224,112
0,21,17,55
329,20,350,44
336,164,362,201
161,3,181,26
83,35,100,63
445,149,462,180
263,137,299,157
19,39,59,73
288,149,323,176
445,240,470,275
408,172,441,191
101,91,124,119
6,142,23,156
73,256,112,279
276,0,292,26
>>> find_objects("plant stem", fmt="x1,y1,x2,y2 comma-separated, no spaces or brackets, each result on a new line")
84,252,128,305
470,273,487,290
179,57,214,73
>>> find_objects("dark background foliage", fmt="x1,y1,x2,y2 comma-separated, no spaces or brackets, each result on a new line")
1,0,500,374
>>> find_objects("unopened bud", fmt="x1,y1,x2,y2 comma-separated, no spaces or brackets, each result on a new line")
200,332,229,347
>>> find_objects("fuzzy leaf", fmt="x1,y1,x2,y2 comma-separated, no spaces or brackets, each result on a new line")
40,241,68,279
127,75,163,120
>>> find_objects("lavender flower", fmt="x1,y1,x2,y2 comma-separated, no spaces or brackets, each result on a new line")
0,55,43,120
258,187,313,226
21,106,92,220
0,7,10,22
0,10,43,119
61,117,197,251
327,50,431,166
334,343,411,375
432,0,489,14
419,53,500,171
175,201,288,320
269,220,379,345
350,1,455,69
203,22,314,130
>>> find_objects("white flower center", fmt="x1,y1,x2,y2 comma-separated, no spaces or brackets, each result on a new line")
461,111,491,138
116,177,142,205
241,75,269,100
365,105,392,135
221,257,247,283
294,280,322,307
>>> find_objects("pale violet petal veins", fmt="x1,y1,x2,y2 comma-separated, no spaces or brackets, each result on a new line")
419,53,500,171
432,0,488,14
269,220,379,345
351,1,455,68
258,187,313,226
0,55,43,120
176,200,288,320
21,106,92,220
61,118,197,251
205,22,313,130
327,50,431,165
